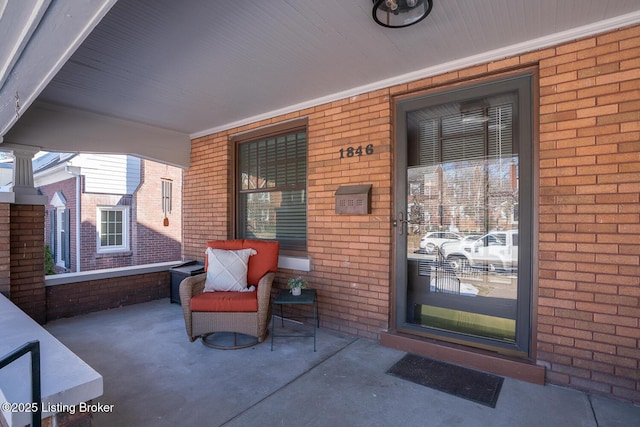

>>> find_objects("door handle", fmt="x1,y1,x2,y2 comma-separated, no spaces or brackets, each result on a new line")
394,212,408,235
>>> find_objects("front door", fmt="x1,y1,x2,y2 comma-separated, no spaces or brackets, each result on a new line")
394,74,534,356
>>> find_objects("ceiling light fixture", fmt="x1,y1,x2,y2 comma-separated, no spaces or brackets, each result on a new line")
372,0,433,28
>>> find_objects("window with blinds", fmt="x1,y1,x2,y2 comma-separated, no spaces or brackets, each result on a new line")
407,92,518,233
416,102,514,168
237,129,307,253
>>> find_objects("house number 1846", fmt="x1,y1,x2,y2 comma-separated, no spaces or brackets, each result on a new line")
339,144,374,159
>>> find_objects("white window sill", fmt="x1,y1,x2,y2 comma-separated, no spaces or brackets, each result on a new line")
278,255,311,272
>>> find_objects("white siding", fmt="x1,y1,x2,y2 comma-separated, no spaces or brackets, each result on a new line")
70,154,140,194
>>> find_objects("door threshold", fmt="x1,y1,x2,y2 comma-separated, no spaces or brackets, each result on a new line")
380,330,545,385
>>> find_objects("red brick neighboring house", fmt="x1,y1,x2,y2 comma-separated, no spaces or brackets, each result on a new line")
34,153,182,272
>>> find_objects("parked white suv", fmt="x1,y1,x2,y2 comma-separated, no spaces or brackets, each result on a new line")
444,230,518,272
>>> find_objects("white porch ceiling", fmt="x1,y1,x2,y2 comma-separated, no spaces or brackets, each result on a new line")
2,0,640,167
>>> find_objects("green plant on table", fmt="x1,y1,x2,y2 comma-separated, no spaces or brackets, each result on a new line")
287,276,307,292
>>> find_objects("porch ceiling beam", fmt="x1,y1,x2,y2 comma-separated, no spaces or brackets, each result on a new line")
0,0,117,137
3,101,191,168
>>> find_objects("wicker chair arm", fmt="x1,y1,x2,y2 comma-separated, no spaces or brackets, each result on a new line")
179,272,206,341
256,272,275,341
256,272,275,307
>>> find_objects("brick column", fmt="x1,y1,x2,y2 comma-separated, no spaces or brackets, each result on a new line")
42,408,92,427
0,203,10,297
2,143,49,323
10,204,46,324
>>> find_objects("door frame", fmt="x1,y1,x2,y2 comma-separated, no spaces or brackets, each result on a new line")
391,69,539,358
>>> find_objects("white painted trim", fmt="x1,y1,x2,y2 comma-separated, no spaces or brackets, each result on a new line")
190,10,640,139
55,207,65,267
0,192,14,203
278,255,311,272
96,205,130,253
33,163,74,187
0,0,117,136
51,190,66,207
0,0,51,90
0,0,7,19
9,102,191,168
75,174,81,272
45,261,181,286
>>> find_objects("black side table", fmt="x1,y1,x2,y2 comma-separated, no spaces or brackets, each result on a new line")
271,288,318,351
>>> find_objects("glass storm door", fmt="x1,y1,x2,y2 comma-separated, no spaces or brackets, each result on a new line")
394,75,533,356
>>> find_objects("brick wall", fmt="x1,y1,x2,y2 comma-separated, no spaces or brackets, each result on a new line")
36,159,182,272
132,160,183,264
0,203,10,297
42,407,91,427
306,91,392,338
80,193,134,270
183,23,640,401
10,204,46,323
46,271,170,321
40,177,78,271
185,94,392,340
536,25,640,402
183,132,232,253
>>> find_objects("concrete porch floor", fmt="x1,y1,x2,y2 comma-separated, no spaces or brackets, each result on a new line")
45,299,640,427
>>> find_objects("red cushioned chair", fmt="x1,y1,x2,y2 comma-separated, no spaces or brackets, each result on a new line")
179,239,279,349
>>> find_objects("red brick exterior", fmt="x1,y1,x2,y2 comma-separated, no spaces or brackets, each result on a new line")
183,24,640,402
0,203,10,297
38,159,183,272
9,204,46,323
79,191,134,270
46,271,170,321
132,160,183,264
536,25,640,402
184,94,392,340
42,408,92,427
41,176,77,271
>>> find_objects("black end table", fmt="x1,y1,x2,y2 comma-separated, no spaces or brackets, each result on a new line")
271,288,318,351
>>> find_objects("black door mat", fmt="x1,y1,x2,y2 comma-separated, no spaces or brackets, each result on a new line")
387,353,504,408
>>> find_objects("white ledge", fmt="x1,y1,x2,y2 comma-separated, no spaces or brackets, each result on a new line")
0,193,14,203
278,255,311,272
45,260,182,286
0,295,103,427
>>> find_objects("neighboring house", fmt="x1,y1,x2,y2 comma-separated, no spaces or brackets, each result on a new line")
0,159,12,191
34,153,182,272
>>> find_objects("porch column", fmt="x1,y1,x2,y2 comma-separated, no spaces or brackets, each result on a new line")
2,143,48,323
0,138,11,298
6,143,47,205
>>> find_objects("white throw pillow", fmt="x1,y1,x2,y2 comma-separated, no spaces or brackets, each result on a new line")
204,248,257,292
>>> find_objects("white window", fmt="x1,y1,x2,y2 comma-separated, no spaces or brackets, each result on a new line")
51,191,69,268
56,208,66,267
97,206,130,253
